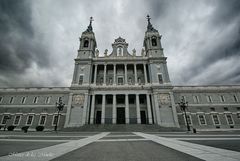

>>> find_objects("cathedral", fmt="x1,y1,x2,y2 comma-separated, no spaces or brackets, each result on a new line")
0,16,240,131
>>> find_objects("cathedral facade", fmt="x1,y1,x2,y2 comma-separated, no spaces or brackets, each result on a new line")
0,17,240,131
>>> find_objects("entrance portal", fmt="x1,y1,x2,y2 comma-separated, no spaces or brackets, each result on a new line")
117,107,125,124
96,111,101,124
140,111,147,124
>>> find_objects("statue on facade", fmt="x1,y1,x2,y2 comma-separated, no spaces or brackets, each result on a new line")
132,48,136,56
118,47,122,56
95,49,99,57
104,49,108,57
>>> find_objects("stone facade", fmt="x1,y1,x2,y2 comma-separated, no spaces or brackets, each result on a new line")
0,17,240,131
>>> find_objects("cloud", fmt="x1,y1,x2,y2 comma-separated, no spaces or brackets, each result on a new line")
0,0,239,87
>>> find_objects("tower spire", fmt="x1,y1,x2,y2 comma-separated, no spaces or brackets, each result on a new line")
146,15,157,32
85,16,94,32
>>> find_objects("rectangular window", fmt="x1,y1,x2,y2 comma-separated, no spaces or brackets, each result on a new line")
237,113,240,119
212,115,220,125
52,115,59,125
210,107,215,111
9,97,14,104
207,95,212,103
129,97,135,104
220,95,225,102
117,77,124,85
224,107,229,111
14,115,21,125
158,74,163,84
33,97,38,104
21,97,26,104
96,97,102,104
116,96,125,104
26,115,34,125
226,115,234,125
198,115,206,125
1,115,10,124
106,97,113,104
0,97,3,103
193,96,199,103
233,95,238,102
39,115,46,125
79,75,83,85
185,115,192,125
45,96,51,104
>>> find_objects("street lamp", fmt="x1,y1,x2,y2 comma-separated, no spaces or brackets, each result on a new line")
178,98,190,131
55,98,65,131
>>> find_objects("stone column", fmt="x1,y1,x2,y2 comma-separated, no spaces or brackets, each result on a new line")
64,93,73,128
136,94,141,124
153,93,161,125
101,94,106,124
81,93,89,125
103,64,107,85
146,94,153,124
125,94,129,124
113,64,116,85
134,64,138,85
124,64,128,85
94,64,98,85
112,94,116,124
143,64,148,84
90,94,95,124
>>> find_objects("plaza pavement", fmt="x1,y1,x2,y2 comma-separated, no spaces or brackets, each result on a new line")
0,131,239,161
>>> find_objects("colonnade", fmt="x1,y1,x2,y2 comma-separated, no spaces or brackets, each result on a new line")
89,93,153,124
93,64,149,85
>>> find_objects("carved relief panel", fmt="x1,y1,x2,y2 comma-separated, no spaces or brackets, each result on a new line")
72,94,85,105
159,94,171,105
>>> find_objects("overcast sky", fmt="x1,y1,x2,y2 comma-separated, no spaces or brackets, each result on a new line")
0,0,240,87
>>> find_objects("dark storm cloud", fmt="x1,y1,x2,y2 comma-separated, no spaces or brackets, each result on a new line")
0,0,239,87
183,0,240,85
0,0,50,86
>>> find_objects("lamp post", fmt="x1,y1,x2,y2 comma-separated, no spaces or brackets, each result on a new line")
55,98,65,132
178,98,190,132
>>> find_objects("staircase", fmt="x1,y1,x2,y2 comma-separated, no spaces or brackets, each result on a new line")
62,124,184,132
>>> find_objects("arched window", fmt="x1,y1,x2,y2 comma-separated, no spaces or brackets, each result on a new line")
151,37,157,46
83,40,89,47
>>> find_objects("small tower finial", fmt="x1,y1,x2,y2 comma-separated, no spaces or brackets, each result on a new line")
86,16,94,32
147,15,151,24
146,14,157,32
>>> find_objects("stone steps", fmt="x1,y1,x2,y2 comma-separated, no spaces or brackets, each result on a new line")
62,124,184,132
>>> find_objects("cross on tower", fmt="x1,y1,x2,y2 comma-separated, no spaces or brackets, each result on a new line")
90,16,94,24
147,15,151,23
86,16,94,32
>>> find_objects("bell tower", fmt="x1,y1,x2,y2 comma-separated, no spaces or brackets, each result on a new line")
71,17,96,87
77,17,97,59
143,15,164,57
